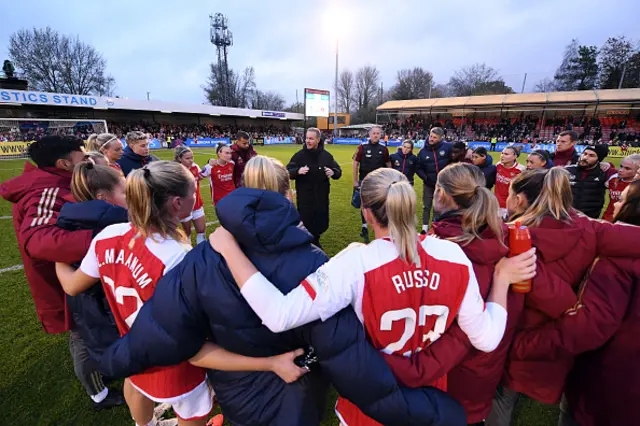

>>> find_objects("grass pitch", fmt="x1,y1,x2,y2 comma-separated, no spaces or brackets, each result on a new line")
0,145,621,425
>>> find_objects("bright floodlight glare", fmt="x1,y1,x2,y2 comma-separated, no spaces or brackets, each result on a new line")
326,8,347,41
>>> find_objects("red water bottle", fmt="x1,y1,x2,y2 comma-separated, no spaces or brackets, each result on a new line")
508,221,532,293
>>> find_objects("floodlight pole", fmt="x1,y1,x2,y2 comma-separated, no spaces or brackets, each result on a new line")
334,38,339,139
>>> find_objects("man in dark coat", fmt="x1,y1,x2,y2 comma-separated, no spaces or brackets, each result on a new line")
287,128,341,248
566,145,617,218
231,131,258,187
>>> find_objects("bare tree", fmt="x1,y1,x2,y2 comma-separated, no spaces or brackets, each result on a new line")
534,77,557,92
204,65,256,107
336,70,355,114
599,36,636,89
251,90,286,111
390,67,434,100
8,27,115,95
354,65,380,110
447,63,514,96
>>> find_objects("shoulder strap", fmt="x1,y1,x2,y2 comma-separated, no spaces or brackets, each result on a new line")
565,257,600,316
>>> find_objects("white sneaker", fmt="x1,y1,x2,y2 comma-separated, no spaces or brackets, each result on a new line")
153,403,172,419
155,419,178,426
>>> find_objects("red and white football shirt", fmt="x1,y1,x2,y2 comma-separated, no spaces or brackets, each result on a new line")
201,161,236,205
80,223,206,399
187,164,204,211
495,162,525,208
603,174,631,222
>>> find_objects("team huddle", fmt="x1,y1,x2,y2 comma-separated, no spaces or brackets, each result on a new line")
1,125,640,426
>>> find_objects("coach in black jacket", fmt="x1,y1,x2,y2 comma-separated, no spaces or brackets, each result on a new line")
566,144,613,218
287,128,341,247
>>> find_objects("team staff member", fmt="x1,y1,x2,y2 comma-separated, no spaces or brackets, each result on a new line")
550,131,580,167
0,136,123,410
602,154,640,221
471,147,496,189
231,131,258,188
117,131,159,177
287,128,341,248
565,145,616,218
390,140,418,185
352,125,390,242
416,127,452,232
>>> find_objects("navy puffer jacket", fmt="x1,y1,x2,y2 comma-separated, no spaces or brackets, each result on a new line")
416,141,453,187
116,146,159,177
100,188,465,426
56,200,128,362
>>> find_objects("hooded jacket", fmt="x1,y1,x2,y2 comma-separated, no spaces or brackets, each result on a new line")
416,140,453,187
390,151,418,184
504,213,640,404
509,255,640,426
475,155,496,189
0,162,94,333
384,214,523,423
231,143,258,187
116,146,158,177
286,140,342,238
56,200,128,362
100,188,465,426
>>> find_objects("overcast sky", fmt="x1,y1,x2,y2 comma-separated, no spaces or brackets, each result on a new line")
2,0,639,106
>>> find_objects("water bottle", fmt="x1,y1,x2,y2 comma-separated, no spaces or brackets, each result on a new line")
508,221,532,293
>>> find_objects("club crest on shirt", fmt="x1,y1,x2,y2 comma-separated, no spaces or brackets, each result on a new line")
394,160,400,167
439,150,445,156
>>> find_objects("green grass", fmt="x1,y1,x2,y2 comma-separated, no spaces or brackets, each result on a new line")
0,146,622,426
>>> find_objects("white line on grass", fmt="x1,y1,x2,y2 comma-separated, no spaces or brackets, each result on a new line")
0,216,12,220
206,220,219,226
0,264,23,274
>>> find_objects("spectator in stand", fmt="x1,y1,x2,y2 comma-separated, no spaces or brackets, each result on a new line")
566,145,617,219
526,150,554,170
86,133,124,174
471,147,497,189
550,131,580,167
0,136,124,410
602,154,640,221
352,125,390,243
416,127,452,232
287,128,342,248
231,131,258,188
390,140,418,185
117,131,159,177
495,146,526,218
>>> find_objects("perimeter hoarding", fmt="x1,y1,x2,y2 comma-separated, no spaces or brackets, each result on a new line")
304,88,330,118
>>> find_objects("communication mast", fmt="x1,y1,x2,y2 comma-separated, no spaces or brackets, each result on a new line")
209,13,233,106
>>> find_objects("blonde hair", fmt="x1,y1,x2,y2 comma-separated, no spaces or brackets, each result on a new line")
361,168,419,265
437,163,505,246
242,156,291,196
509,167,574,227
624,154,640,168
85,151,108,166
87,133,120,152
174,145,193,162
126,161,192,243
125,131,148,146
71,162,123,202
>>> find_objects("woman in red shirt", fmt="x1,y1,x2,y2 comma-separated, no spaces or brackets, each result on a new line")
87,133,124,175
201,144,236,206
494,146,525,218
175,146,207,245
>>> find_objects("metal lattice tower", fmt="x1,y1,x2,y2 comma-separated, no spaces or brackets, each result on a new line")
209,13,233,106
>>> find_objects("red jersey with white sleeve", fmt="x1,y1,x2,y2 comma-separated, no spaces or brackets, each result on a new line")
495,162,525,208
187,164,204,210
80,223,207,400
240,236,508,426
603,173,631,222
201,161,236,205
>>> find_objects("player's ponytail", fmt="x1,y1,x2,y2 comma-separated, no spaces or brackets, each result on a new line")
510,167,574,227
243,156,291,197
126,161,192,244
71,162,122,202
361,168,419,266
437,163,505,246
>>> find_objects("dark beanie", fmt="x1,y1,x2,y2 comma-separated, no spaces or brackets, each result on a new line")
584,145,609,162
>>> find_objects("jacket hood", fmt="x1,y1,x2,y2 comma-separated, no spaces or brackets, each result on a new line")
432,214,508,264
477,154,494,168
0,162,73,204
57,200,129,231
529,214,584,262
216,187,312,253
122,146,148,162
232,143,257,155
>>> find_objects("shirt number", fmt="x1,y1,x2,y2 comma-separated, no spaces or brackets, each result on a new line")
103,274,143,328
380,305,450,356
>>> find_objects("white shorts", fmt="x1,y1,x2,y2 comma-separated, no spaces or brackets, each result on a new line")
181,207,205,223
130,379,213,421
